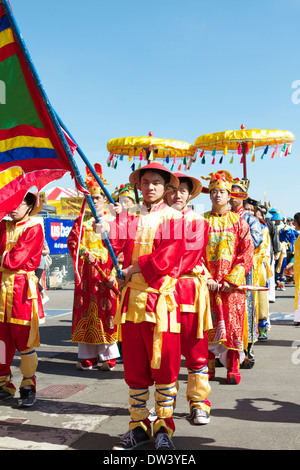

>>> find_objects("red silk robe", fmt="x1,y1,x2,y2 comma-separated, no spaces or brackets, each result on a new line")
109,201,186,328
68,215,118,346
0,218,44,326
203,210,254,351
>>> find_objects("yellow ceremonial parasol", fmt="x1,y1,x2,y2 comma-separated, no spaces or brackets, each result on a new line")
106,132,196,171
193,125,295,178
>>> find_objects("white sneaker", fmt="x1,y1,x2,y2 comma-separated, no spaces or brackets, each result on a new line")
42,295,49,305
189,408,210,425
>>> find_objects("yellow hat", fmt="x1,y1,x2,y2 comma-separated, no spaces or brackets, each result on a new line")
111,183,136,202
201,170,234,193
85,163,110,195
230,177,250,200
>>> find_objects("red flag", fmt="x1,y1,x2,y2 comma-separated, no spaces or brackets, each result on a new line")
0,2,85,193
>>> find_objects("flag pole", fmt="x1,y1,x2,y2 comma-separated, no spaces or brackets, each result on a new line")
56,115,115,205
1,0,123,279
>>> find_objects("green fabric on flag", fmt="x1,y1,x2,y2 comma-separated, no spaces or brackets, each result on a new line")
0,54,42,129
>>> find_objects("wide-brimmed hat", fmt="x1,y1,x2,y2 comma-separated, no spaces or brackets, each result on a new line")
272,211,284,221
28,193,43,216
173,172,202,200
129,161,179,188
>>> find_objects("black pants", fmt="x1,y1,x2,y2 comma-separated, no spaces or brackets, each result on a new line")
35,268,44,293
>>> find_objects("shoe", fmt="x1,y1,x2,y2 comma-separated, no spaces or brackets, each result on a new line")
0,385,15,401
112,427,150,450
76,359,98,370
154,428,175,450
258,328,268,341
42,295,49,305
148,407,157,422
227,372,241,384
100,359,116,371
18,388,36,407
188,407,210,425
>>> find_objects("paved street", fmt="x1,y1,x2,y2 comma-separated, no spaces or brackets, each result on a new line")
0,285,299,452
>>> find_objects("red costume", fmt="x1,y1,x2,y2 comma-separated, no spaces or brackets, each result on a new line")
68,164,119,370
176,206,212,416
0,218,44,396
110,198,186,438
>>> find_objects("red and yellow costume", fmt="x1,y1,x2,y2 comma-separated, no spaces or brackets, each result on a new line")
0,216,44,395
170,173,212,416
68,164,119,367
108,162,187,438
177,207,212,414
202,171,254,384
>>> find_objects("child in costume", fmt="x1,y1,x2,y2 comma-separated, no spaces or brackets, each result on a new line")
0,192,44,407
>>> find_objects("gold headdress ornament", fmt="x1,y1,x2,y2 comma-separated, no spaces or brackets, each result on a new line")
111,183,136,202
85,163,110,195
230,177,250,200
201,170,234,193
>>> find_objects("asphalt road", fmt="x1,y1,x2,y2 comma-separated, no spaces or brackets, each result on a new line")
0,284,299,453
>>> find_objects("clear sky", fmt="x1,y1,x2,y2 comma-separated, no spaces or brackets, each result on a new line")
9,0,300,217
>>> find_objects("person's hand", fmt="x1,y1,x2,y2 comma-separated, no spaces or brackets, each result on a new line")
108,202,122,216
105,276,116,288
221,280,234,292
207,278,218,292
93,220,110,234
87,252,96,264
117,264,141,287
274,252,280,261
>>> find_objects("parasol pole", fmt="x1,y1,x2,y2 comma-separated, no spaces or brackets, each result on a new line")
241,125,247,178
1,0,123,279
242,147,247,178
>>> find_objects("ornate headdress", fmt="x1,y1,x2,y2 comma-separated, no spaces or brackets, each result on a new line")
85,163,110,195
111,183,136,202
230,177,250,200
201,170,234,193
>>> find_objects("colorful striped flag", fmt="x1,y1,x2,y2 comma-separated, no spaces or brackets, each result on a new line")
0,1,79,188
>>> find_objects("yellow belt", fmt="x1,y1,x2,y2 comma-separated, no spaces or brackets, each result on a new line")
190,266,213,338
116,277,179,369
0,267,40,348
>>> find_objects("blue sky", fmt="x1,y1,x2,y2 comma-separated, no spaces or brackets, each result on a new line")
9,0,300,216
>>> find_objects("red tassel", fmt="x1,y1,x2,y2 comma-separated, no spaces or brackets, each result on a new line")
178,163,182,171
200,149,204,158
212,157,215,164
238,144,242,155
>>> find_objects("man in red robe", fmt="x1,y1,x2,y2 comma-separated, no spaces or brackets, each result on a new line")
94,162,186,451
0,192,44,407
68,164,119,371
201,171,254,385
165,172,212,425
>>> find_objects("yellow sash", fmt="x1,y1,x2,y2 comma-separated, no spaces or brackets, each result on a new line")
0,267,40,348
189,266,213,339
115,276,179,369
